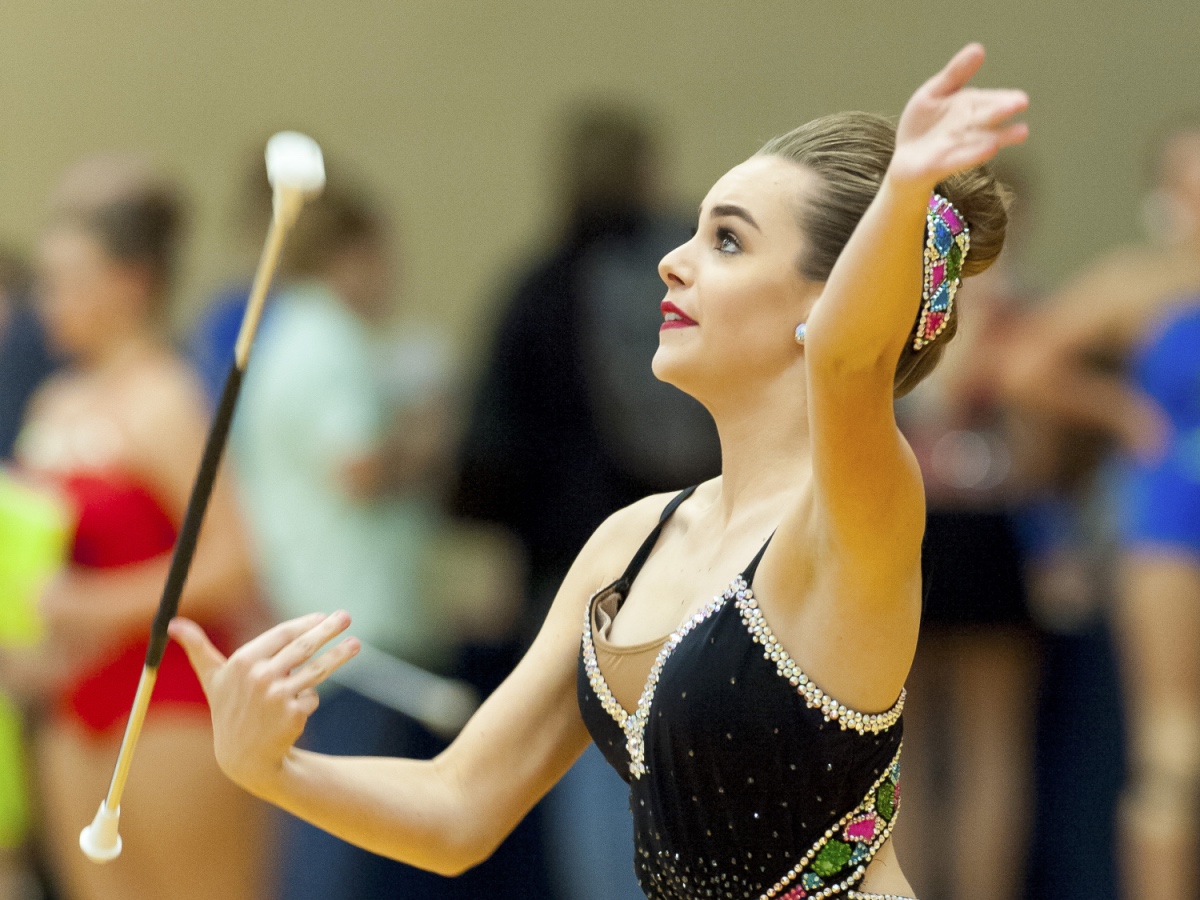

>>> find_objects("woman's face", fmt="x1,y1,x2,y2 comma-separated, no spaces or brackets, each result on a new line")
652,155,821,402
36,226,148,359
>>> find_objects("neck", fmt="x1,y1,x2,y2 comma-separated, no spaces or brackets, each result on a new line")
704,367,812,527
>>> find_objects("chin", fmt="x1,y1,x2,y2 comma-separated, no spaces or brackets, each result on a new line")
651,340,700,395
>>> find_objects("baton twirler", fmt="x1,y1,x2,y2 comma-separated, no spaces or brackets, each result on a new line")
79,132,326,863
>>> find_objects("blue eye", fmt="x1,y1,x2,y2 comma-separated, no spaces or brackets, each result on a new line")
716,226,741,254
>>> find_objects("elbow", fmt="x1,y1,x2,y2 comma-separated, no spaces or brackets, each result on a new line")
427,831,496,878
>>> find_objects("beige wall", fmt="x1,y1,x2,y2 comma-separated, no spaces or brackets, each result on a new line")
1,1,1197,355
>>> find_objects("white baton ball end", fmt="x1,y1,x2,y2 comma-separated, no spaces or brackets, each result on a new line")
265,131,326,197
80,801,123,863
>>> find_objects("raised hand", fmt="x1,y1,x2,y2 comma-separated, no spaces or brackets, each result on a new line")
890,43,1029,190
169,612,360,795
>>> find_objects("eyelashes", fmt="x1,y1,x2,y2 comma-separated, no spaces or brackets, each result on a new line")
689,223,743,254
715,226,741,254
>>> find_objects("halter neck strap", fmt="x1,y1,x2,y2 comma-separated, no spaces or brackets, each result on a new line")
741,532,776,586
613,485,698,594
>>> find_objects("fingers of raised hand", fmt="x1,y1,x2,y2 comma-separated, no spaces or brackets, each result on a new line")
924,42,986,99
237,612,329,662
294,688,320,718
283,637,361,695
168,617,229,689
269,611,353,677
957,88,1029,128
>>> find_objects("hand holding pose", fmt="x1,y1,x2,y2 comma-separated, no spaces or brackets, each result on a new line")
168,613,360,794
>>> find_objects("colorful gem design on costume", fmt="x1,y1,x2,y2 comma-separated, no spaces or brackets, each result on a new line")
845,814,879,842
812,840,854,877
913,193,970,350
802,873,826,891
760,746,903,900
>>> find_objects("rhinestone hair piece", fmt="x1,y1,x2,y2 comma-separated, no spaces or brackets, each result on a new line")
913,193,970,351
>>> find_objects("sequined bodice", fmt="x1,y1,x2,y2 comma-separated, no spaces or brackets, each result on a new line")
576,488,904,900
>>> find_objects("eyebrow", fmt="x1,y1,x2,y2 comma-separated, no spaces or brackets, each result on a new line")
702,203,762,232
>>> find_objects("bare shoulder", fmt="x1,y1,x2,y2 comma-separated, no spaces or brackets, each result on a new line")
123,352,208,443
530,487,698,653
573,490,689,589
119,352,212,494
24,369,83,420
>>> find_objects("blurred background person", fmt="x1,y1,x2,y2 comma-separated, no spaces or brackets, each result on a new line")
229,175,478,900
892,165,1039,900
0,249,57,900
453,102,721,900
0,156,268,900
1004,120,1200,899
1113,301,1200,899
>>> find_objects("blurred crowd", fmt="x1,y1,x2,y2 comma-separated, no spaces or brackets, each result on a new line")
0,105,1198,900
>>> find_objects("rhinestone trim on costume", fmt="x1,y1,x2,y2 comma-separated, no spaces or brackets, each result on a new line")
759,744,903,900
733,576,904,734
582,582,731,779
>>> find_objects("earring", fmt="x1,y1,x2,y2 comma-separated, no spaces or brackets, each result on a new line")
794,322,806,345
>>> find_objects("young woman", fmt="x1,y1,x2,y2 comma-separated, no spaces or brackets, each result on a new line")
172,45,1027,900
5,159,269,900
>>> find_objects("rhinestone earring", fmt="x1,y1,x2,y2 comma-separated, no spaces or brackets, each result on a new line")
794,322,806,345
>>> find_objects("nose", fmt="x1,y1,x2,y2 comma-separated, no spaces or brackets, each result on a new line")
658,240,692,289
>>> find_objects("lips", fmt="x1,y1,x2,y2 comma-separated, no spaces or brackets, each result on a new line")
660,300,697,330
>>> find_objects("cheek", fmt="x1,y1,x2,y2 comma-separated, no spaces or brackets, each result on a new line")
652,289,794,391
39,280,112,352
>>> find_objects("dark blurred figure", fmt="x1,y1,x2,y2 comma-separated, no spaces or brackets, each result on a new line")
454,104,720,900
893,166,1039,900
0,253,57,460
1005,121,1200,899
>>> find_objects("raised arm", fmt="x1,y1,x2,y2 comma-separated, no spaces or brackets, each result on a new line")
801,45,1028,570
170,499,660,876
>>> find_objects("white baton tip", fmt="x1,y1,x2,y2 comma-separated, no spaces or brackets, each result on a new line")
265,131,326,196
80,801,123,863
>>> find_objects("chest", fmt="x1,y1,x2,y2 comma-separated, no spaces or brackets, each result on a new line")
18,385,143,477
577,586,905,900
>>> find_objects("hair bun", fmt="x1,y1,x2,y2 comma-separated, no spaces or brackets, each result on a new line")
936,165,1013,280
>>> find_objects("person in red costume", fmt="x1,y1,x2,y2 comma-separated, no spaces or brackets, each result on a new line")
1,156,269,900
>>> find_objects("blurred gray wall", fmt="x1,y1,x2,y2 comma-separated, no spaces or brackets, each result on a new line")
0,1,1196,353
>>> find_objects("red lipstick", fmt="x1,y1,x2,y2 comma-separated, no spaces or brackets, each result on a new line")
660,300,698,330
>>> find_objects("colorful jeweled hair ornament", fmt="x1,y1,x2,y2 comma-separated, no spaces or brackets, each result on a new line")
913,193,970,350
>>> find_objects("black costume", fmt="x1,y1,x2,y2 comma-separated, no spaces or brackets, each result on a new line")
578,488,905,900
